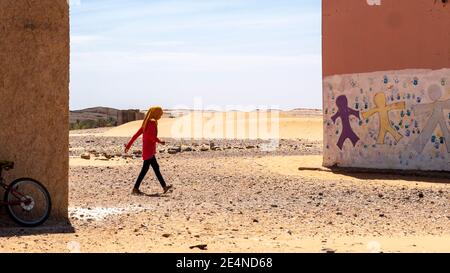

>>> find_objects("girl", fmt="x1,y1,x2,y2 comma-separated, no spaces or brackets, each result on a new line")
125,106,173,195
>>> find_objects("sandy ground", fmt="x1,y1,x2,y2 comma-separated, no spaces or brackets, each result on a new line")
1,112,449,253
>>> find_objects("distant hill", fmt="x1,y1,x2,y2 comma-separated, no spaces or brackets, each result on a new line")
289,108,323,117
70,107,120,124
70,107,149,130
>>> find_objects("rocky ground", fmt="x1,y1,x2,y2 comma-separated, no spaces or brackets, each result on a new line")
0,129,448,253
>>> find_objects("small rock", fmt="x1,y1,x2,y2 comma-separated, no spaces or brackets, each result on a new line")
162,233,171,238
253,219,259,223
322,248,336,253
271,205,278,208
80,153,91,160
418,192,424,198
189,244,208,251
103,153,114,159
168,146,181,154
200,145,210,152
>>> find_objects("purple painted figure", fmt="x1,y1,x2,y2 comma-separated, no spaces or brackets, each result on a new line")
331,95,361,150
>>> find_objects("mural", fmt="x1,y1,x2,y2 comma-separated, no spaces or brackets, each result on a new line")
362,93,405,144
411,84,450,154
323,68,450,171
331,96,361,150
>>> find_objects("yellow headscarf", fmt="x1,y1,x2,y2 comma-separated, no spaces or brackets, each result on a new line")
142,106,163,130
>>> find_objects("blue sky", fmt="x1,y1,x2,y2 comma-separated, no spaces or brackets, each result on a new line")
70,0,322,110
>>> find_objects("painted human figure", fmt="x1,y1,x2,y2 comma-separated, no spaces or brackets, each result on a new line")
411,84,450,153
331,95,361,150
362,93,405,144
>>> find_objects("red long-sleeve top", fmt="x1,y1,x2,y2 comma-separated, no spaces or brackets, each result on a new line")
126,120,162,160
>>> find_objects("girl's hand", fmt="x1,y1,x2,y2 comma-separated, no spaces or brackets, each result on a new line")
124,144,130,153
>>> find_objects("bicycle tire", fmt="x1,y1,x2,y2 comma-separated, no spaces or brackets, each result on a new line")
4,178,52,227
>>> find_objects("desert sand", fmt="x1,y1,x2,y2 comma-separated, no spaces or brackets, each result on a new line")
103,110,324,141
0,110,449,253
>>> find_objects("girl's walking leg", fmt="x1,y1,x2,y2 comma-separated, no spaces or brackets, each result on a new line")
149,156,167,188
134,159,151,190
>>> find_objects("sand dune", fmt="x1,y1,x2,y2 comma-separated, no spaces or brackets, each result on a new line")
103,112,323,141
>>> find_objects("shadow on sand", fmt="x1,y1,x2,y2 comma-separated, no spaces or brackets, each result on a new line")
0,218,75,238
298,166,450,184
142,192,171,198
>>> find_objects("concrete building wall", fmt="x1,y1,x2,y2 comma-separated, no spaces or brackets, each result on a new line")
117,110,145,125
323,0,450,171
0,0,69,218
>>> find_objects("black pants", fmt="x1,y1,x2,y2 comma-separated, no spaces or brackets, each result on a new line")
134,156,167,190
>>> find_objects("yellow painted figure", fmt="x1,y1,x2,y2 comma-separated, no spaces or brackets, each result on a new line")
362,93,405,144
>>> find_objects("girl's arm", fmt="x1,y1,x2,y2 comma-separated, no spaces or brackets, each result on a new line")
125,127,143,152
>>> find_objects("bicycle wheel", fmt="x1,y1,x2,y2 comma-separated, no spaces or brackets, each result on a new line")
4,178,52,227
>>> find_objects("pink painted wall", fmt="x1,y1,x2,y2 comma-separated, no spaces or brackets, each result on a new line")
323,0,449,77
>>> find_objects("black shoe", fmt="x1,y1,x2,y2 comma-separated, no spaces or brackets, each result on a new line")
132,188,144,196
163,185,173,194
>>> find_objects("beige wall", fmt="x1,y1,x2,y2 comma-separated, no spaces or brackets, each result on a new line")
0,0,69,218
323,0,450,171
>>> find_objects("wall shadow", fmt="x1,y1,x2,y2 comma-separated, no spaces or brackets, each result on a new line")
0,218,75,238
328,166,450,184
